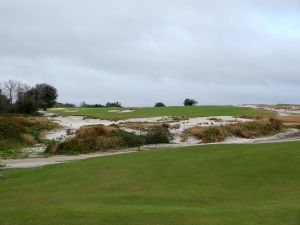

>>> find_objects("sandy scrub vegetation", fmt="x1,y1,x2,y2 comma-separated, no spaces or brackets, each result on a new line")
2,105,300,168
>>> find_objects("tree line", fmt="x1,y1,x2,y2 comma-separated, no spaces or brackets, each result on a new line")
0,80,58,114
155,99,198,107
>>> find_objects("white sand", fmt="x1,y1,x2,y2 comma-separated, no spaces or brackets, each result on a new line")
118,109,135,113
64,110,78,113
49,108,65,110
42,113,252,142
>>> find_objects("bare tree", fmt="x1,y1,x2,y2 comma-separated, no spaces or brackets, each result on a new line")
3,80,17,104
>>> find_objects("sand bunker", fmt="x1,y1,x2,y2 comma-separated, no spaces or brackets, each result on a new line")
64,110,78,113
118,110,135,113
50,108,65,111
108,109,135,113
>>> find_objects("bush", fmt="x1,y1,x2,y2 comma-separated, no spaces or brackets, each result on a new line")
184,98,198,106
106,102,122,108
80,103,104,108
155,102,166,107
143,124,173,144
14,93,38,114
0,120,22,139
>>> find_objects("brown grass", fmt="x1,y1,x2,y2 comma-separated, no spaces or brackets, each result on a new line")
238,114,300,124
121,122,163,131
47,124,173,154
182,118,283,143
21,134,37,145
276,116,300,123
0,115,59,150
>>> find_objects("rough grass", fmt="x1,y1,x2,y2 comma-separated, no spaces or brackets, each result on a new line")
0,115,58,157
238,115,300,127
182,118,283,143
48,106,271,120
0,142,300,225
120,122,161,131
47,125,172,154
277,116,300,124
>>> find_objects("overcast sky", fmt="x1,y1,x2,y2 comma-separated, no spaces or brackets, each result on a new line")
0,0,299,106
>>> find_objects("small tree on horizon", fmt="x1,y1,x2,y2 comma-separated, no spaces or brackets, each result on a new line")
183,98,198,106
106,102,122,108
154,102,166,107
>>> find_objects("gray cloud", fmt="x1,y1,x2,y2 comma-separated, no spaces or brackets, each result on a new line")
0,0,299,106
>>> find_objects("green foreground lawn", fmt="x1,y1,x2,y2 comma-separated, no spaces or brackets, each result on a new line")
1,142,300,225
48,105,271,119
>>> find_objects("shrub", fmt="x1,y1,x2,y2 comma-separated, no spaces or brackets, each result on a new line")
155,102,166,107
184,98,198,106
202,127,227,143
106,102,122,108
143,124,173,144
14,93,38,114
0,120,22,139
54,102,76,108
0,116,58,150
80,103,104,108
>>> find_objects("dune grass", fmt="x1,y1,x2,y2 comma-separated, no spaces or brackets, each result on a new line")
0,115,58,158
1,141,300,225
182,118,283,143
48,105,271,120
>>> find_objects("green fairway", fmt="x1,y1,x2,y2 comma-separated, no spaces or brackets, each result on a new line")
48,105,271,119
0,142,299,225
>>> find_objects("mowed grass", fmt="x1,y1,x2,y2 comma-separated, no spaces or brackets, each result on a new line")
48,105,271,119
1,142,300,225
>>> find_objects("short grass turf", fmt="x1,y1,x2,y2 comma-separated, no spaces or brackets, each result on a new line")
48,105,271,119
1,142,300,225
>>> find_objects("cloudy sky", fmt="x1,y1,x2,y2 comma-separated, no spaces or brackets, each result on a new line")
0,0,299,106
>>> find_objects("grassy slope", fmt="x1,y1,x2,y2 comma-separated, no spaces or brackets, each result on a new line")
0,116,59,158
1,142,300,225
48,106,271,119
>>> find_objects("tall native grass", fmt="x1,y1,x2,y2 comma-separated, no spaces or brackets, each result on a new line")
0,115,58,150
182,118,283,143
47,124,173,154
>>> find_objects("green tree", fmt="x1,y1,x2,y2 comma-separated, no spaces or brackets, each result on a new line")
154,102,166,107
184,98,198,106
0,89,10,113
106,102,122,108
14,91,38,114
33,83,58,110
